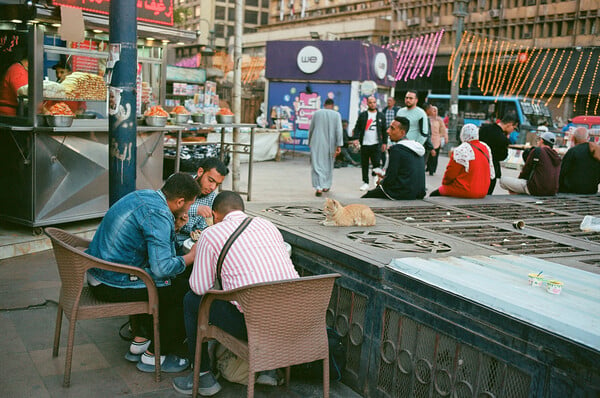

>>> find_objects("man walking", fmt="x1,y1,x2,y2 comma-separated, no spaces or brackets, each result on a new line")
354,96,387,191
308,98,343,196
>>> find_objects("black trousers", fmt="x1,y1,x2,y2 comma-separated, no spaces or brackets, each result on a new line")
361,185,388,199
360,144,381,184
89,268,191,354
426,147,441,174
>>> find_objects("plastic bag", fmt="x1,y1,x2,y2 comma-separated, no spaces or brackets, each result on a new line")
580,215,600,232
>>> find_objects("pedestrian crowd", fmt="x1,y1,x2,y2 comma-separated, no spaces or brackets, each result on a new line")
308,90,600,200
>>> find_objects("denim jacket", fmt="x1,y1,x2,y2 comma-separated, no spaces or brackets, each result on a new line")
87,189,186,289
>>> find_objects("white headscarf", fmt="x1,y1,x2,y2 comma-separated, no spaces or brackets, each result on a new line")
453,124,479,172
452,123,495,178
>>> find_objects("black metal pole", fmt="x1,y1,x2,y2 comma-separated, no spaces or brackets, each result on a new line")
108,1,137,206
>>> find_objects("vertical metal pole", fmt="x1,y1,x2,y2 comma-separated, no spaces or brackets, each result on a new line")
232,0,243,192
109,1,137,206
448,0,468,148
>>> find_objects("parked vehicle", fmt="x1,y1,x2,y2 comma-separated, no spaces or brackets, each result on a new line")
426,94,556,144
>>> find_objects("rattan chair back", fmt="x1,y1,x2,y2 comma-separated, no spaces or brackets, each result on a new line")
45,227,161,387
192,273,340,398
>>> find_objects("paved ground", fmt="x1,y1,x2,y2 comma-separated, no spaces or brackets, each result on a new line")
0,153,525,397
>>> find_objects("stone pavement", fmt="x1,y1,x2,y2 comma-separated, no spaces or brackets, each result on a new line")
0,153,525,397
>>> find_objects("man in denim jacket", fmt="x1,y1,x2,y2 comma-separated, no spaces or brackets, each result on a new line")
87,172,200,373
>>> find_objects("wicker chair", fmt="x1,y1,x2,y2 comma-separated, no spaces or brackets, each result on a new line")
191,273,341,398
45,227,161,387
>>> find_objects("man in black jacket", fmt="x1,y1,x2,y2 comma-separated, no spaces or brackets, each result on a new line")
559,127,600,194
353,96,387,191
362,116,426,200
478,114,518,194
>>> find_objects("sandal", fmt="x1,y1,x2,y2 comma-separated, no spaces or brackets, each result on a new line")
136,353,189,373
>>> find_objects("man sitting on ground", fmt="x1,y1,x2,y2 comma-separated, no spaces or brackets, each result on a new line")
559,127,600,194
176,157,228,249
499,131,561,196
362,116,426,200
172,191,299,396
86,172,200,373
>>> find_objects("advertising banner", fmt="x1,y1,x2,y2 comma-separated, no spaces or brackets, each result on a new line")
267,81,351,152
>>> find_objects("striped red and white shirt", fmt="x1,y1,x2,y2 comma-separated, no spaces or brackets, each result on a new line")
190,211,299,311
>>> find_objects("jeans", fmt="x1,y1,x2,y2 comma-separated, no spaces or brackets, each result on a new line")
183,290,247,371
89,268,190,354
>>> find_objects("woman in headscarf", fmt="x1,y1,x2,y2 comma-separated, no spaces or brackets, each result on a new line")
430,123,495,198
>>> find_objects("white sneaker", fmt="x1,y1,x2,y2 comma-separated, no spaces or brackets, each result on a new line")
360,183,369,191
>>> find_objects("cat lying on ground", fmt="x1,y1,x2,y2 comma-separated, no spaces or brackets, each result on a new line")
321,198,376,227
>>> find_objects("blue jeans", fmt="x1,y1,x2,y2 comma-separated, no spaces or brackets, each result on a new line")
183,290,247,371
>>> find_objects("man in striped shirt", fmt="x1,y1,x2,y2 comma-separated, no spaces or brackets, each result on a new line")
172,191,299,396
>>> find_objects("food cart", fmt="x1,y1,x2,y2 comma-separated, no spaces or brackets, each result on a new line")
0,2,196,232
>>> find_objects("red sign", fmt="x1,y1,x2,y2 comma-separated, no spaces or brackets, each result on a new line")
517,52,528,63
70,40,100,73
52,0,173,26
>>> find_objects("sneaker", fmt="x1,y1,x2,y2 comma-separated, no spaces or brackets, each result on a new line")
256,369,278,386
372,167,383,176
360,183,369,191
173,371,222,396
136,353,189,373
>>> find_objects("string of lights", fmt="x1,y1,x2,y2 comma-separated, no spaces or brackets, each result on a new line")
556,50,583,109
572,50,592,112
544,49,571,106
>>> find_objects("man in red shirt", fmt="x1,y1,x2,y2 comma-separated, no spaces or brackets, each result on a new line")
0,50,28,116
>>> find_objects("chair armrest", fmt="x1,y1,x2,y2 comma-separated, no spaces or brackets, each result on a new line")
76,249,158,291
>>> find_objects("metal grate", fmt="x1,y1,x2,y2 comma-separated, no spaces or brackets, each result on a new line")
346,230,452,253
427,224,584,255
263,205,324,220
377,309,530,398
530,220,600,243
530,197,600,216
329,285,367,379
371,206,486,223
454,203,565,220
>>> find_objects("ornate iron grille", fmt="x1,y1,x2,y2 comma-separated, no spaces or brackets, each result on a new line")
530,197,600,216
371,206,486,223
529,220,600,243
454,203,565,220
346,231,452,253
378,309,530,398
327,284,368,379
263,205,324,220
427,224,584,255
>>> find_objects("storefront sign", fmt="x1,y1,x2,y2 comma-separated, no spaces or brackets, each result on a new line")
373,52,387,80
296,45,323,74
52,0,174,26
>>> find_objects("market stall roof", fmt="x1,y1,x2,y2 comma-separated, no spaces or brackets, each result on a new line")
32,3,196,43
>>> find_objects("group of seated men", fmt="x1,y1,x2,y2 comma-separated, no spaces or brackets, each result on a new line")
86,157,298,396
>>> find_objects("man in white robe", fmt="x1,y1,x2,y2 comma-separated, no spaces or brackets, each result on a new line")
308,98,343,196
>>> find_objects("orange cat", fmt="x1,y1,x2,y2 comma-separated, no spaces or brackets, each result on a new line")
321,198,376,227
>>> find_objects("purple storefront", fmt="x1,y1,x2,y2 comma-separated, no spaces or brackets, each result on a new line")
265,41,396,152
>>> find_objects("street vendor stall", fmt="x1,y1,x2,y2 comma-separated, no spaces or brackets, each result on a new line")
0,2,196,230
265,40,396,152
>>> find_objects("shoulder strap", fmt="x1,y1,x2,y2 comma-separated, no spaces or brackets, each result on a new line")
215,217,253,290
469,142,489,161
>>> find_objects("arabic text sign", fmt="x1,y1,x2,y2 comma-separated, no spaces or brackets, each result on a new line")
52,0,174,26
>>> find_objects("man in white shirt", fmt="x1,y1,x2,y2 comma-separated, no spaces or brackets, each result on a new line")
353,96,387,191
